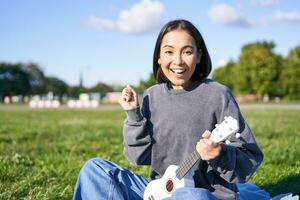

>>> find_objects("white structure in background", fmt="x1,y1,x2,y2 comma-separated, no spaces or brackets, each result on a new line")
29,99,61,108
28,93,61,108
67,93,100,108
4,96,11,104
104,92,122,103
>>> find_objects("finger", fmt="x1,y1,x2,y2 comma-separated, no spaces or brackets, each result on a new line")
130,88,139,103
126,85,135,96
126,85,133,92
123,94,130,102
121,90,131,102
122,87,128,95
204,139,219,148
126,85,138,103
123,87,133,101
202,130,211,139
202,138,213,146
121,89,128,99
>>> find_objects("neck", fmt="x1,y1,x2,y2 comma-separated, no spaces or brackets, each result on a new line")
171,81,193,90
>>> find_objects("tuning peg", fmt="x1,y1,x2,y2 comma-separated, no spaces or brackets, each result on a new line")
225,140,231,144
235,133,241,139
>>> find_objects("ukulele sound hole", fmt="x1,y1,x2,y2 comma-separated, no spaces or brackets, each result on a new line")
166,179,174,193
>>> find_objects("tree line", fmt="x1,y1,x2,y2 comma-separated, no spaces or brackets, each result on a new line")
1,41,299,102
0,63,115,101
212,41,300,100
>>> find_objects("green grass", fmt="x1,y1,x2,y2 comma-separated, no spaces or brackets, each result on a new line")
0,106,299,199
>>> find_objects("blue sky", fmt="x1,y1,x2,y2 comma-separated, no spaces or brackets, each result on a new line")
1,0,300,87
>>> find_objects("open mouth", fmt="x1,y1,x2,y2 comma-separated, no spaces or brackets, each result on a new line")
170,68,186,74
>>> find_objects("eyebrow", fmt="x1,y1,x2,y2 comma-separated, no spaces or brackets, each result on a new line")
162,45,194,49
162,45,174,48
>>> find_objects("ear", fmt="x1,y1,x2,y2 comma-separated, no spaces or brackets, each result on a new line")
158,57,161,65
197,49,202,64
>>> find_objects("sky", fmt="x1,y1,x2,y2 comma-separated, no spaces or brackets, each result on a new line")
1,0,300,87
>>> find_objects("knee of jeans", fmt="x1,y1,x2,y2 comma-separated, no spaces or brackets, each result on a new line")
80,158,110,176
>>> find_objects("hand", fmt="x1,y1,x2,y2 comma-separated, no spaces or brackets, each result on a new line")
118,85,139,110
196,130,221,161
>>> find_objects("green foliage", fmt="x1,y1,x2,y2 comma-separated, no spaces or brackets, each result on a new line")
0,63,118,99
86,82,115,96
0,106,299,199
280,45,300,100
136,73,156,93
211,60,236,92
211,41,300,100
44,77,68,96
21,63,46,94
235,41,282,96
0,63,31,98
0,62,68,98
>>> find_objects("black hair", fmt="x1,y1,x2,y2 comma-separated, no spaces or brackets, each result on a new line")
153,19,212,83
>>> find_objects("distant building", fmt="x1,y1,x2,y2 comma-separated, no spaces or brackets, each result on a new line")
67,93,100,108
104,92,122,103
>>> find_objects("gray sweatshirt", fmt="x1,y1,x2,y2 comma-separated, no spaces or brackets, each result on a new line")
123,79,263,200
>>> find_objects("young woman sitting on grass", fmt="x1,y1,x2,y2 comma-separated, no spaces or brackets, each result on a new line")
73,19,282,200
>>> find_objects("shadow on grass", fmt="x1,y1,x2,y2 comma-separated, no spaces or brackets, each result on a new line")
262,174,300,196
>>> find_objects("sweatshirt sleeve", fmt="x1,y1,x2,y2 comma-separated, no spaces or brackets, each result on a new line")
207,88,264,183
122,94,153,166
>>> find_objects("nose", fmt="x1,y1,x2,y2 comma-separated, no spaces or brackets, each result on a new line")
173,52,183,66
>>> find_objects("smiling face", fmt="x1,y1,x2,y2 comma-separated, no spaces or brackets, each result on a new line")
158,30,201,89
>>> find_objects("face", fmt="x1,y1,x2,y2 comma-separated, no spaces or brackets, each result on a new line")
158,30,201,89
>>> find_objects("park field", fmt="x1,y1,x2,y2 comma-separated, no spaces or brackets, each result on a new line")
0,105,299,199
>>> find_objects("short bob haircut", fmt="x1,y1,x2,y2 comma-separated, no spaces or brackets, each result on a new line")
153,19,212,83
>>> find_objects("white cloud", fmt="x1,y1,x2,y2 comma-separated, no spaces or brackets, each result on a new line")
88,0,164,34
272,11,300,23
208,4,251,27
250,0,279,7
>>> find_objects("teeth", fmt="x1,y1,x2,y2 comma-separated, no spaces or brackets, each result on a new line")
171,69,185,73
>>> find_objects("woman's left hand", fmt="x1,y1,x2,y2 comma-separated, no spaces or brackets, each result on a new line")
196,130,221,161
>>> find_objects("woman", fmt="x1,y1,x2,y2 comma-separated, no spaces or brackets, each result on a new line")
73,19,268,200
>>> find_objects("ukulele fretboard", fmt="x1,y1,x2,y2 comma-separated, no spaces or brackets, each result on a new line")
175,150,201,180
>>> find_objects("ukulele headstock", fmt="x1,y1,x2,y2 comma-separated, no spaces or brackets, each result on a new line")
209,116,239,143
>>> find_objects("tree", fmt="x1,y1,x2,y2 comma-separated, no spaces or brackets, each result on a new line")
235,41,282,97
44,77,68,96
280,46,300,100
21,63,46,94
0,63,31,99
87,82,114,96
136,73,156,93
211,60,236,92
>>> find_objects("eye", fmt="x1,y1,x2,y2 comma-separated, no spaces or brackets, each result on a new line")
164,50,173,55
183,50,193,55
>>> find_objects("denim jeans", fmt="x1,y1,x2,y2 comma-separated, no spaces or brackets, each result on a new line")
73,158,271,200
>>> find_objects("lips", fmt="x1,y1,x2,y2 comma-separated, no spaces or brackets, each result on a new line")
170,68,186,74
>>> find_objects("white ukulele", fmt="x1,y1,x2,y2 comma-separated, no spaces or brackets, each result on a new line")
143,116,240,200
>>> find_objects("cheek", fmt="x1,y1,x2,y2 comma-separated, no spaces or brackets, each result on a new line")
160,56,171,64
161,65,170,74
188,56,198,67
160,60,173,70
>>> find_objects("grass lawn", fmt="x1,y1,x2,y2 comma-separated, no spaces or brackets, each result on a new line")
0,105,299,199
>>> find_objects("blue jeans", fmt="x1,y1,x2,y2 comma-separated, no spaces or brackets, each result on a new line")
73,158,219,200
73,158,271,200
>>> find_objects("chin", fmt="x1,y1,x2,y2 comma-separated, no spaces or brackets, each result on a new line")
170,79,189,88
